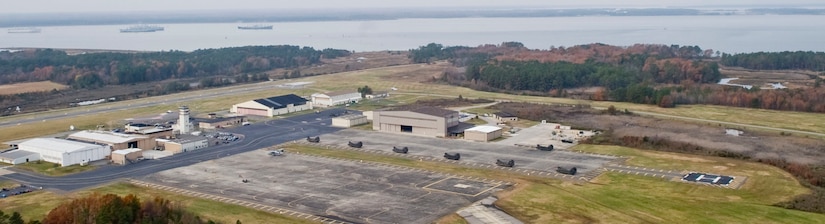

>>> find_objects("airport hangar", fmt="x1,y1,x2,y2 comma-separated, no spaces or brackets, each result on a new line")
372,106,460,138
16,138,110,167
230,94,312,117
67,130,157,150
311,90,362,107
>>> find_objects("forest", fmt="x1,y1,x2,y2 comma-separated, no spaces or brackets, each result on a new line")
721,51,825,71
413,43,825,112
1,193,232,224
0,46,350,87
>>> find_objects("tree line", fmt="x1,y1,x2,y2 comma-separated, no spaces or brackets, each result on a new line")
721,51,825,71
0,193,238,224
413,42,721,106
414,42,825,113
0,45,350,87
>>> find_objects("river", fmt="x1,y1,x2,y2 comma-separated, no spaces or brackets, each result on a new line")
2,15,824,53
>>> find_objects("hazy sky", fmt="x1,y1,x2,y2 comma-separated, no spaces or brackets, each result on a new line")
4,0,823,14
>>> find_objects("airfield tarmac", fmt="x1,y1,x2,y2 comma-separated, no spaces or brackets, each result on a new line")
318,129,618,175
142,150,508,224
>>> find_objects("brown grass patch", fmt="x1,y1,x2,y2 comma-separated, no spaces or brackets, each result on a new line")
0,81,68,95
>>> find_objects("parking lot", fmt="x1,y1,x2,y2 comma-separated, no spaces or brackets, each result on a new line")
142,150,507,224
496,122,596,150
318,129,617,175
0,184,39,198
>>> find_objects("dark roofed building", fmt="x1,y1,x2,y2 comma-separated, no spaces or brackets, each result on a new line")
493,111,518,122
198,116,246,129
231,94,312,117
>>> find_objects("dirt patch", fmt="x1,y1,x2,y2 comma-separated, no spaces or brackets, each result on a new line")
483,102,825,165
0,81,68,95
720,67,818,89
269,51,412,78
646,153,714,163
713,166,729,171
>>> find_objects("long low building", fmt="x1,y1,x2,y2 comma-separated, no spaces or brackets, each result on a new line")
17,138,110,167
231,94,312,117
0,150,40,165
161,136,209,154
311,90,362,107
331,114,368,127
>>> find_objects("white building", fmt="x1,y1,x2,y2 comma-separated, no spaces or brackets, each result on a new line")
464,126,503,142
365,91,389,99
311,90,362,107
231,94,312,117
331,114,368,127
17,138,110,167
163,136,209,154
0,150,40,165
175,106,192,134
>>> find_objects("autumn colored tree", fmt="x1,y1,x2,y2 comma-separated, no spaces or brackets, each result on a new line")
43,193,217,224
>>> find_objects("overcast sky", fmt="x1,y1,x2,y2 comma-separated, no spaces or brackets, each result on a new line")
3,0,823,14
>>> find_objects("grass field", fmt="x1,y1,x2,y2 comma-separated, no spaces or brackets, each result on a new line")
2,62,824,143
0,81,68,95
0,182,314,223
14,162,97,176
284,143,825,223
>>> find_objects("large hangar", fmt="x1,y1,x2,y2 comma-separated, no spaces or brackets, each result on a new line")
372,106,459,137
68,130,154,150
230,94,312,117
18,138,109,167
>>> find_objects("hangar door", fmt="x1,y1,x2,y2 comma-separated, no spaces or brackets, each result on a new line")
237,107,268,116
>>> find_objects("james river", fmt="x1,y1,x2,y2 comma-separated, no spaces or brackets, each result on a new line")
2,15,825,53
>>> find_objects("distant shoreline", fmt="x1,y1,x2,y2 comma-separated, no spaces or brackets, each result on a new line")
1,47,155,54
2,7,825,28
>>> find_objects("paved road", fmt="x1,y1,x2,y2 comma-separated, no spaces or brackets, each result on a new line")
0,108,353,191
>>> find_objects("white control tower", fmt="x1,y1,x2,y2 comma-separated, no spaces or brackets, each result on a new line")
177,105,192,134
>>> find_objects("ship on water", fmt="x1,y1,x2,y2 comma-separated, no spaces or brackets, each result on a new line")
8,27,42,33
120,24,165,33
237,24,273,30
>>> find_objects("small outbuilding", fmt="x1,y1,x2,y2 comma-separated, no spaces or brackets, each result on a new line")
493,112,518,122
111,148,143,165
365,91,389,99
464,126,503,142
331,114,368,127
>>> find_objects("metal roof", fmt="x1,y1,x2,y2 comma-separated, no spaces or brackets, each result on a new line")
335,114,367,120
388,106,458,117
253,94,308,109
0,150,38,160
112,148,142,155
465,125,502,133
68,131,146,144
19,138,106,154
